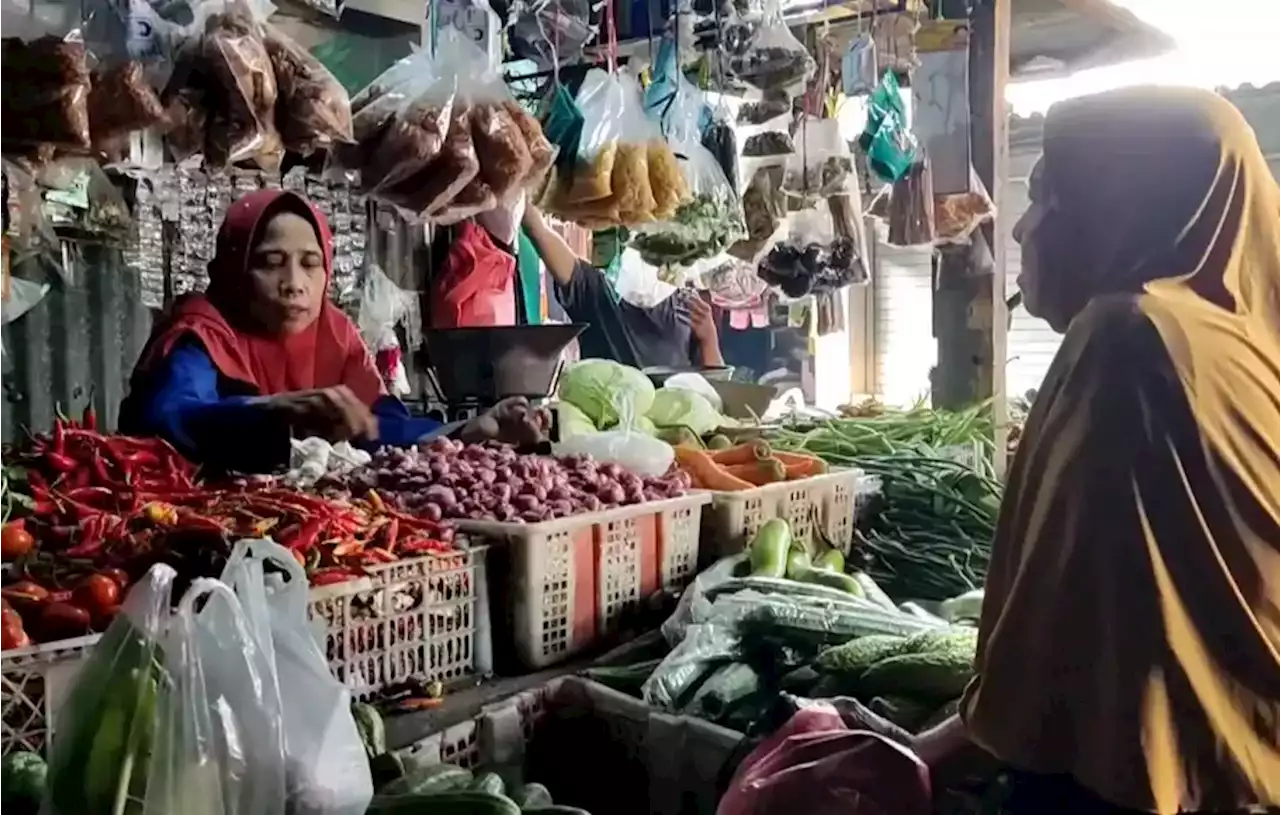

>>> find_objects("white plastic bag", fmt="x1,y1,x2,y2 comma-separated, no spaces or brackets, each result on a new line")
221,539,374,815
146,578,288,815
782,117,854,200
553,388,675,477
726,0,816,92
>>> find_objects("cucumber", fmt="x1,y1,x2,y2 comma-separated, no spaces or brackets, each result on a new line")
470,771,506,797
785,545,811,579
858,651,976,702
351,702,386,758
793,565,863,595
511,782,553,809
379,763,473,797
778,665,822,694
812,548,845,572
748,519,791,578
706,434,733,450
368,752,406,790
369,790,522,815
581,659,663,696
682,662,761,722
850,571,897,611
740,597,942,649
814,634,908,676
899,602,948,625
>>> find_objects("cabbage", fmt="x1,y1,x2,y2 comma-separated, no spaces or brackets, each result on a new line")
633,415,657,436
559,359,656,427
647,388,722,436
556,401,598,439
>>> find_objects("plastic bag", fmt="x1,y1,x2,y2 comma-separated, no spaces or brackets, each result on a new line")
933,166,995,245
510,0,597,66
887,159,935,247
729,165,787,262
553,384,674,477
759,203,861,297
736,91,791,126
44,564,176,815
1,34,92,153
88,59,168,159
841,33,877,96
717,705,932,815
727,0,815,92
145,577,288,815
262,23,352,156
221,540,374,815
339,49,451,202
783,117,854,200
859,70,916,183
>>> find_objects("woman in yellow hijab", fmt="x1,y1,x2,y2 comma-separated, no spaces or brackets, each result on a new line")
915,86,1280,814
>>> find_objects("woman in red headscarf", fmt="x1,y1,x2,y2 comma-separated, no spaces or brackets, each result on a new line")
121,190,547,472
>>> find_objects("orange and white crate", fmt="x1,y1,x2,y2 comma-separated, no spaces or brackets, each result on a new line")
456,493,711,670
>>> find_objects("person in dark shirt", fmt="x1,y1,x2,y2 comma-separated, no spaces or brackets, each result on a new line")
521,204,724,369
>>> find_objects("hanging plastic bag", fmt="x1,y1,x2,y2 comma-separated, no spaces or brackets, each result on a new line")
221,540,374,815
729,165,787,262
144,577,288,815
510,0,597,66
783,116,854,201
43,564,176,815
1,33,93,154
859,70,916,183
933,166,995,245
841,33,877,96
828,177,869,285
887,158,936,247
262,23,352,156
727,0,815,92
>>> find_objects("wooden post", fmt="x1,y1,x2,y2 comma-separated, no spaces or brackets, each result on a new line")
931,0,1010,474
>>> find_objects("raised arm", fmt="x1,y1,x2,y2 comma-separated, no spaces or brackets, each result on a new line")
521,204,582,287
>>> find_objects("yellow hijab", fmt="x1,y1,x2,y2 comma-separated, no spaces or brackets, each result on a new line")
961,86,1280,813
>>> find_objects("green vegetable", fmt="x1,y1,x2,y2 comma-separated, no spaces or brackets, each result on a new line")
707,574,869,605
869,696,936,731
368,790,522,815
352,701,387,758
850,571,897,611
560,359,656,428
858,650,976,701
683,662,761,722
898,602,947,625
767,404,1001,600
785,545,811,578
940,589,985,623
470,772,506,797
555,401,598,439
778,665,822,695
581,658,663,696
632,189,747,267
706,434,733,450
748,518,791,578
739,595,945,649
380,763,474,797
511,783,553,809
792,565,863,595
2,751,47,805
647,388,723,437
633,415,658,436
812,548,845,572
896,628,979,658
657,426,703,447
814,634,908,675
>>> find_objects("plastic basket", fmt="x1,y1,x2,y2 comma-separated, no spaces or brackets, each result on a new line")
456,493,712,670
307,546,492,701
698,468,880,565
2,634,101,756
397,675,743,815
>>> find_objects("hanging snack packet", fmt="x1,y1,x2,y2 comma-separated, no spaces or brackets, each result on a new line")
887,158,936,247
262,23,353,156
1,35,93,154
88,60,168,160
783,116,854,200
727,0,815,92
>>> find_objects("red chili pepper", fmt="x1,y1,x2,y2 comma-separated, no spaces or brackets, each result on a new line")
82,401,97,432
362,547,398,564
284,517,326,551
51,417,66,456
174,510,227,533
309,568,358,587
65,516,106,557
45,451,78,473
383,517,400,553
66,486,115,505
400,538,451,555
26,471,49,492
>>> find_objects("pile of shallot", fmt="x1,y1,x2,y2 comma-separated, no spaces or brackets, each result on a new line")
322,439,691,523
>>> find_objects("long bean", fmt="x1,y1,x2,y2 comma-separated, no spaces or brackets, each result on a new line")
767,408,1001,601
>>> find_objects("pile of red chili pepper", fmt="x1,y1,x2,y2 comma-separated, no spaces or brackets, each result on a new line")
2,411,457,648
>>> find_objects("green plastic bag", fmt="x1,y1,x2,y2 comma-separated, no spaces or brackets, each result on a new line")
859,71,917,183
539,84,585,171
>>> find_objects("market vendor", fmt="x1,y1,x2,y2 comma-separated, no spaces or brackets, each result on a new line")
520,203,725,370
121,190,548,473
912,87,1280,813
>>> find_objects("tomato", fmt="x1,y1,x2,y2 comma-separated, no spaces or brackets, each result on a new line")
39,602,92,640
46,589,72,604
1,581,49,610
1,523,35,559
1,616,30,650
73,575,121,614
99,568,131,590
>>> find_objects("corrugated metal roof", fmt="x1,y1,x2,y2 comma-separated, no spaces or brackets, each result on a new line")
2,248,154,441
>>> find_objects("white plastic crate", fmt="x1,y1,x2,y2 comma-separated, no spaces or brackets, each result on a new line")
2,634,100,756
456,493,711,670
308,546,492,700
397,676,743,815
699,468,880,564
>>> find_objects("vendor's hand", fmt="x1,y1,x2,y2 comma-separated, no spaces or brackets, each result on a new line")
676,290,718,342
269,386,379,442
459,396,552,446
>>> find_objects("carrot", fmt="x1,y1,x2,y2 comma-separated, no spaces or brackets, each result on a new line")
773,451,829,479
709,440,773,466
674,446,754,491
724,458,788,486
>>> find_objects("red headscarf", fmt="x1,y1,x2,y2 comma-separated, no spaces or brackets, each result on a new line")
131,190,384,406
